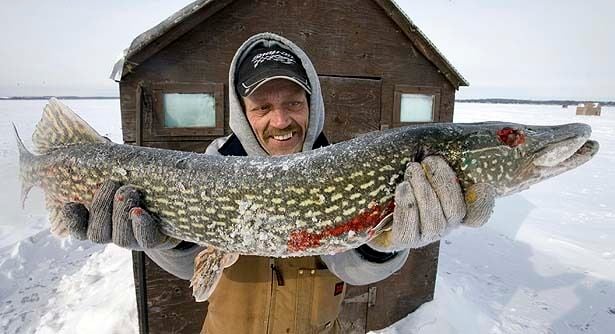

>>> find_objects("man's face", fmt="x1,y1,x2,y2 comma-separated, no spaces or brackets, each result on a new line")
243,79,309,156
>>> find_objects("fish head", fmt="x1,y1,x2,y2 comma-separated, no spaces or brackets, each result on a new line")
453,122,599,196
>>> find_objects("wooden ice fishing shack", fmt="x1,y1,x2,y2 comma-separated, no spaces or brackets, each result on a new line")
576,102,601,116
111,0,468,332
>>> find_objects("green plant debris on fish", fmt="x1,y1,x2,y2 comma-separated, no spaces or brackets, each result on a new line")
14,98,599,257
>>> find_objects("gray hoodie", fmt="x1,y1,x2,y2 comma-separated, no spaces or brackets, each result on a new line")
147,32,409,285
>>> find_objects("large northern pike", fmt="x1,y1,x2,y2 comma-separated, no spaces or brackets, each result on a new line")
16,99,599,258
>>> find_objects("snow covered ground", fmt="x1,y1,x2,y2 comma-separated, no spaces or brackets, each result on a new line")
0,100,613,333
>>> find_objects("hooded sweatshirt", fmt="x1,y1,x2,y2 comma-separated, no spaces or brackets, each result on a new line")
146,32,409,286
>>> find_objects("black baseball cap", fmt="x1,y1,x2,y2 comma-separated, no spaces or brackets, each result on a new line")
235,44,311,97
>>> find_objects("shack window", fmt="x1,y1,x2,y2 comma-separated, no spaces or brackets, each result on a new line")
399,94,433,122
150,82,224,138
163,93,216,128
394,86,441,124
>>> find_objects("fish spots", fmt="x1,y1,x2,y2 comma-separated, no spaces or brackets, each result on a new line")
349,171,363,180
343,207,357,216
379,165,395,172
497,128,525,148
360,180,375,189
369,185,387,197
287,186,305,194
287,200,395,252
325,205,340,214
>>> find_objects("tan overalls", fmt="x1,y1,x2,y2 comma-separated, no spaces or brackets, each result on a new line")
202,255,346,334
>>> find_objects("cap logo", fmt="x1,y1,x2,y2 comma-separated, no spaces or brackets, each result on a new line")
251,50,296,68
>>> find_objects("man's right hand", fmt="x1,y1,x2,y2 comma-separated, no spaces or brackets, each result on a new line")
62,180,181,250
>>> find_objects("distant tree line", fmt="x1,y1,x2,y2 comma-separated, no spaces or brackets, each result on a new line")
457,98,614,106
0,96,119,100
1,96,613,106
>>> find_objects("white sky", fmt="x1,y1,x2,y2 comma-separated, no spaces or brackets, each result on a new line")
0,0,613,100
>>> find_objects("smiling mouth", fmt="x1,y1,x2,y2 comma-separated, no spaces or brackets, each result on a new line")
272,132,295,141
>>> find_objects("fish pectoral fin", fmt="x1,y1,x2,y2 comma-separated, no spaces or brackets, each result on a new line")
190,247,237,302
32,98,107,154
46,196,69,237
221,252,239,268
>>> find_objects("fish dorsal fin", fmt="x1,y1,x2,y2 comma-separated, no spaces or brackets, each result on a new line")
32,98,106,154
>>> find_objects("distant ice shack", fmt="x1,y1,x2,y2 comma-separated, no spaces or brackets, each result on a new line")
110,0,468,333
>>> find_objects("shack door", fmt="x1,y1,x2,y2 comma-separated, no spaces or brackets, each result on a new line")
319,76,439,333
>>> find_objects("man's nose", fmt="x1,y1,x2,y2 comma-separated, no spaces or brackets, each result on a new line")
269,107,292,128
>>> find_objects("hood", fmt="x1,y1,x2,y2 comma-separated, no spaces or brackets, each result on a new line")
228,32,325,156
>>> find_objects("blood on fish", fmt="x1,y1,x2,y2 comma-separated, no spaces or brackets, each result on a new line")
287,200,396,252
497,128,526,148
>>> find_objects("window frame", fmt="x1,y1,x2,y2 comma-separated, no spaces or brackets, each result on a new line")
393,85,441,125
151,82,225,137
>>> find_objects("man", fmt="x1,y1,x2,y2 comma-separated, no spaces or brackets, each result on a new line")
62,33,495,333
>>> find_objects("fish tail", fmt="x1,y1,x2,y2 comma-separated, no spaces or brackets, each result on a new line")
17,99,107,234
13,123,36,208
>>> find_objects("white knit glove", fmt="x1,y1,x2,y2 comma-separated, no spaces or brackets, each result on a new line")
368,156,496,251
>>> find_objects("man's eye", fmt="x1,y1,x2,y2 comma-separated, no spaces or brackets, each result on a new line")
253,105,269,112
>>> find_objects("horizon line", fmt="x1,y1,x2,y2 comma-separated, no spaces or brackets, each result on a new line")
0,95,613,106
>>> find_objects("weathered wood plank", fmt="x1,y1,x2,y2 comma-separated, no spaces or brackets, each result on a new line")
144,255,207,334
320,76,382,143
366,242,440,331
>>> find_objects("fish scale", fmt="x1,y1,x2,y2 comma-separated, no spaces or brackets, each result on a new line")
15,99,599,257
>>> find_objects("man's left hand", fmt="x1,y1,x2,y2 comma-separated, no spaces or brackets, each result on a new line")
368,156,496,252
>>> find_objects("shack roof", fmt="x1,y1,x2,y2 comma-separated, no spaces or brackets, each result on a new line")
110,0,469,88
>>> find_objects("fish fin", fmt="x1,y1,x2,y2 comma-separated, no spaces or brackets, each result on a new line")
190,247,237,302
45,196,69,237
32,98,106,154
13,123,35,208
48,204,69,237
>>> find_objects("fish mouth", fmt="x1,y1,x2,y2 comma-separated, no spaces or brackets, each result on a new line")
532,122,598,170
521,131,599,194
502,124,599,196
533,138,599,174
533,135,598,168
